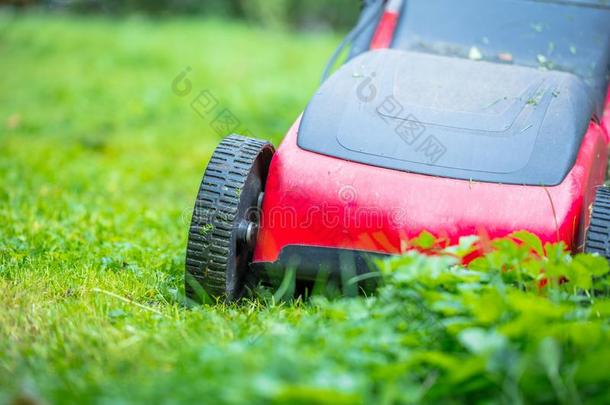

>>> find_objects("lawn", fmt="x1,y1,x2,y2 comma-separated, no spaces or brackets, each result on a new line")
1,12,610,405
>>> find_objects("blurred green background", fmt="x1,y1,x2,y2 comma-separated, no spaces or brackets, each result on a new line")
2,0,361,30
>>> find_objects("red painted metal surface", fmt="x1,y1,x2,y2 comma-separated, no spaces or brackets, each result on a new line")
602,89,610,143
253,97,610,263
370,0,402,49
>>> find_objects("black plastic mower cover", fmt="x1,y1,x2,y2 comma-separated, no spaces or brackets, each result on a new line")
299,49,593,186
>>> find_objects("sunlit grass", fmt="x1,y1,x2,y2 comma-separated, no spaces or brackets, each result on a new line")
0,11,338,403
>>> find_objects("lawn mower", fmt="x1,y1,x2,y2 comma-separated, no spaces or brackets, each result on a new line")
185,0,610,300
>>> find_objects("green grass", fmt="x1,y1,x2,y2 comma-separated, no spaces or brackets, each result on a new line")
2,12,610,405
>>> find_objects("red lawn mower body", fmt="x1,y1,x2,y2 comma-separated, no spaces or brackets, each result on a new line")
254,110,610,265
185,0,610,298
251,0,610,276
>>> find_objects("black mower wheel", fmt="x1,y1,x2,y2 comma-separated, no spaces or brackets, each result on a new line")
585,186,610,259
185,134,275,302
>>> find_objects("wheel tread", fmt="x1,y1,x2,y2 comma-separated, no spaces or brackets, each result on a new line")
585,186,610,259
185,134,274,301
